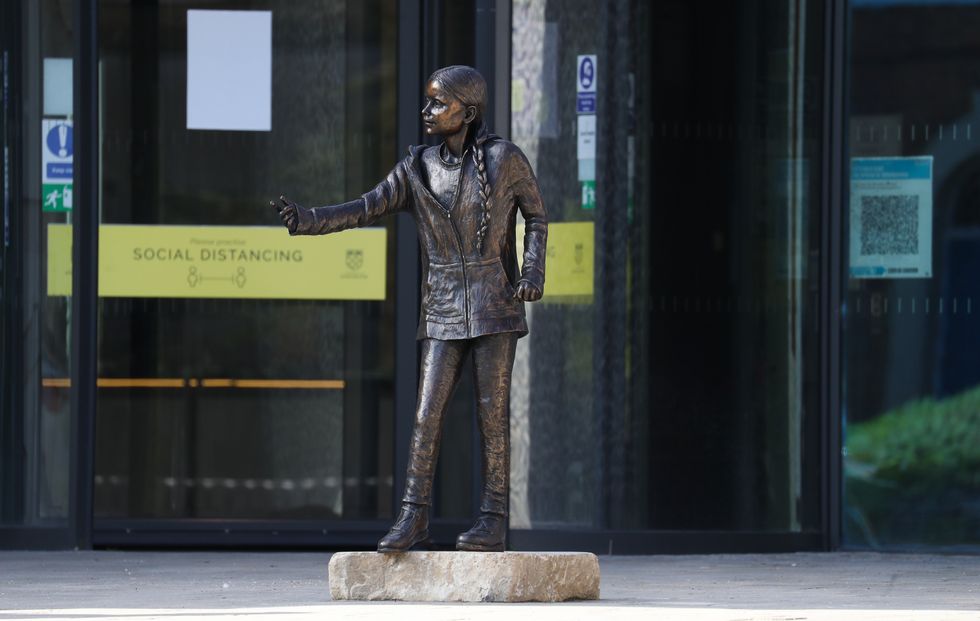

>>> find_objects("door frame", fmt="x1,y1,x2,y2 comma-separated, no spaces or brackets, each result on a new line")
0,0,98,551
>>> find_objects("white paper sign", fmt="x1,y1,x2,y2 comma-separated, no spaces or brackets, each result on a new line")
577,115,596,160
186,10,272,132
849,157,933,279
43,58,73,117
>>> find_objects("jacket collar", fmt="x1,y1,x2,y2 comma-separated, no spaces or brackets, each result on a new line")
406,134,500,173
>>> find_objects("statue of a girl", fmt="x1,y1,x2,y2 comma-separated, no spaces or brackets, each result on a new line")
273,65,547,552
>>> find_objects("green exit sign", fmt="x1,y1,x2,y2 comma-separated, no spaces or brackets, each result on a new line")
581,180,595,210
42,184,73,212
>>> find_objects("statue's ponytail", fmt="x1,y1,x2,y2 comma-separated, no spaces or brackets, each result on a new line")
472,123,492,253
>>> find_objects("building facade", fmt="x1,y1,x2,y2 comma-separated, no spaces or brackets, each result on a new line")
1,0,977,552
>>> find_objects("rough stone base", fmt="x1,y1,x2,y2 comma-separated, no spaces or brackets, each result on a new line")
328,551,600,602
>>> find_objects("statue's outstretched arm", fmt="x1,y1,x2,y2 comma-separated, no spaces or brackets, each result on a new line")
273,156,414,236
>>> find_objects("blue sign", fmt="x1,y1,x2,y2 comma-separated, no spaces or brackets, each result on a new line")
851,158,931,181
44,123,73,179
45,123,73,159
46,163,73,178
849,266,888,277
578,56,596,92
576,94,596,114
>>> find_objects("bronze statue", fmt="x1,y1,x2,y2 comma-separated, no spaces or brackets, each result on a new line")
273,65,547,552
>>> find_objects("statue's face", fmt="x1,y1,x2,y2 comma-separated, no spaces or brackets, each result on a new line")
421,80,474,136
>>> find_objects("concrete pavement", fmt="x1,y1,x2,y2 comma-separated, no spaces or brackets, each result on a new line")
0,550,977,620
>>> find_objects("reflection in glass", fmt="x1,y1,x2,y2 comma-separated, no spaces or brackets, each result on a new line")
845,1,980,549
509,0,823,532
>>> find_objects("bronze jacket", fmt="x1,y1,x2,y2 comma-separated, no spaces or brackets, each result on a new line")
292,137,548,340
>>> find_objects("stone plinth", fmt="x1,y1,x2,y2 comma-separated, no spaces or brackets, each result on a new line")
328,551,600,602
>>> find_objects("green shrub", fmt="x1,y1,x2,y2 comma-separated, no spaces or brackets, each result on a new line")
844,384,980,546
846,385,980,492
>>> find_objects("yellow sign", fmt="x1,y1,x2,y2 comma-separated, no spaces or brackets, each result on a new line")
47,224,387,300
518,221,594,301
47,223,73,295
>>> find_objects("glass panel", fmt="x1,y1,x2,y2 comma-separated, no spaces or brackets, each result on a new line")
510,0,823,531
1,0,74,526
844,0,980,549
93,0,397,521
509,0,599,528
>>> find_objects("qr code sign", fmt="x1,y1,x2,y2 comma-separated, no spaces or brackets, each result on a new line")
860,194,919,256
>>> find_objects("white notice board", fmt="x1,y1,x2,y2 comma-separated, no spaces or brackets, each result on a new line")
186,10,272,131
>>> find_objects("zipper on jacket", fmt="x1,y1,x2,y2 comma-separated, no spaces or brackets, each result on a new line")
446,151,470,334
448,216,470,333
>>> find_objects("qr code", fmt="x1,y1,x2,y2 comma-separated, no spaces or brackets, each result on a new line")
860,195,919,255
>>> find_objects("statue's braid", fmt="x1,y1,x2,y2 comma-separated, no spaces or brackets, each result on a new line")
474,141,492,253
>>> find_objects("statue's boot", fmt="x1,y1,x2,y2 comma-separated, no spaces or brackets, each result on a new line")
456,512,506,551
377,502,429,552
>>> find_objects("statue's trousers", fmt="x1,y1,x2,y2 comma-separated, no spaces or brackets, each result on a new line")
402,333,518,516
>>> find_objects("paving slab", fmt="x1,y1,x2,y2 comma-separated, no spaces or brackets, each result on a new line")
0,550,977,620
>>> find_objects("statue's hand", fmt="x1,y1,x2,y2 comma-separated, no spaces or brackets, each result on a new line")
513,280,542,302
271,195,311,235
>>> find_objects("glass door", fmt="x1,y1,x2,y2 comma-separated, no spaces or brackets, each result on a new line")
91,0,399,541
1,0,77,547
508,0,825,546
